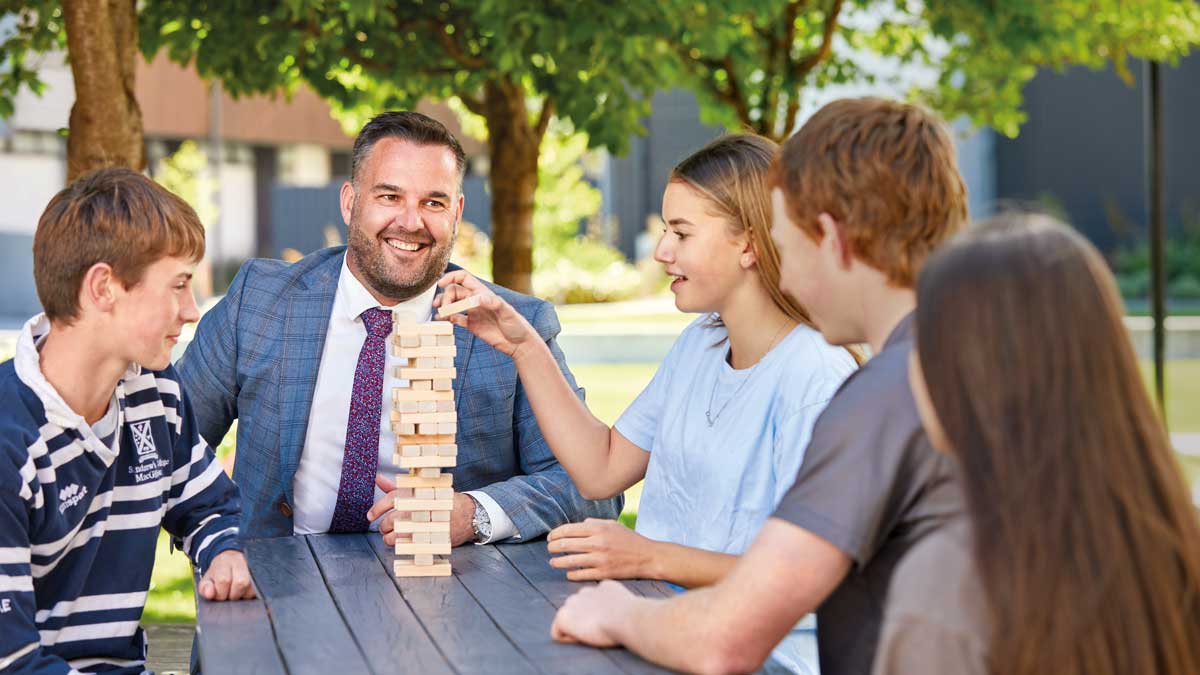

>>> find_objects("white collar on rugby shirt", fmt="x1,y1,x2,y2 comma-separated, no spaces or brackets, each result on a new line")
14,313,138,434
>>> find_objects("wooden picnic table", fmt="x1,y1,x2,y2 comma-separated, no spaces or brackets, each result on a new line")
193,533,685,674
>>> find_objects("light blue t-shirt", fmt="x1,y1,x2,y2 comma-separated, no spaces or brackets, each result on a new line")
615,315,856,675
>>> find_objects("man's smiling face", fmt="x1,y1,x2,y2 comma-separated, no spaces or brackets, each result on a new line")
342,136,464,303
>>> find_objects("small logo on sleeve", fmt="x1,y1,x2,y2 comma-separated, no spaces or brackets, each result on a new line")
131,420,158,463
1,598,12,613
58,483,89,513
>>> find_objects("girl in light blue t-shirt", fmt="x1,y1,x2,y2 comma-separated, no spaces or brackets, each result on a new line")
438,134,858,674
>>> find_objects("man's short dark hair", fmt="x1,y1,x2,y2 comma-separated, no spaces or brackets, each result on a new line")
352,111,467,187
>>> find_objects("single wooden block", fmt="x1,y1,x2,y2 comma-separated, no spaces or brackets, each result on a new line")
393,498,454,512
399,334,420,348
436,335,454,347
410,511,431,522
399,444,421,457
393,322,454,336
394,560,452,577
417,468,444,478
414,487,436,500
413,532,432,544
418,400,437,413
395,344,457,359
431,511,450,522
414,553,435,565
417,423,438,436
437,443,457,457
412,380,432,391
393,389,454,402
391,473,453,489
414,357,436,369
395,541,451,555
396,401,419,414
435,357,454,369
397,423,416,436
392,519,452,533
399,367,456,381
391,412,454,425
436,400,455,413
420,334,438,347
395,433,456,446
395,456,457,470
429,531,451,544
437,422,457,435
433,379,453,391
434,487,454,501
436,294,482,319
420,444,439,457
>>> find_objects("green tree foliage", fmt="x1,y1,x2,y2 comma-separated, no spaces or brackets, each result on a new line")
136,1,664,294
657,0,1200,140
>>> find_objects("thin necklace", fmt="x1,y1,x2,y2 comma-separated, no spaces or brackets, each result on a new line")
705,320,791,428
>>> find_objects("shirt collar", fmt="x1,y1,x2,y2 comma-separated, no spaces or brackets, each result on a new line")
14,313,138,435
336,257,437,324
882,311,916,352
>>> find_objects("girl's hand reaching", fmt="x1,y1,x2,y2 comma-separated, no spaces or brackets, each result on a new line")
434,270,540,360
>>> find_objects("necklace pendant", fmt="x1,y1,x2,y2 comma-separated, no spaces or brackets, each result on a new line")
705,411,714,427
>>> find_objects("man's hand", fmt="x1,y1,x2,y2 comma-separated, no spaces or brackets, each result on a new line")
548,518,657,581
198,550,256,601
371,475,476,546
550,580,639,647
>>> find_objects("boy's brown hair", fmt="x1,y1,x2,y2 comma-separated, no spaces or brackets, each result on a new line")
33,167,206,323
769,97,968,287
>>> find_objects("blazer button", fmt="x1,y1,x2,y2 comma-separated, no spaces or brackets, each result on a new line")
279,501,293,517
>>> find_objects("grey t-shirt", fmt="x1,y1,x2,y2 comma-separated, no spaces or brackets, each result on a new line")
871,517,988,675
771,313,962,675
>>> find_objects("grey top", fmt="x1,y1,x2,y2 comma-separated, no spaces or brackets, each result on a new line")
871,517,989,675
772,313,963,675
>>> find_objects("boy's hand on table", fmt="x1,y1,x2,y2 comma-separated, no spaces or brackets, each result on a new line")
199,550,257,601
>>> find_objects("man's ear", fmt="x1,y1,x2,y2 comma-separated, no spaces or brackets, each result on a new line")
81,262,119,314
339,181,356,226
816,213,853,270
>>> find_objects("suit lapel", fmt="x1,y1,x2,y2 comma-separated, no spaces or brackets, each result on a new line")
278,251,343,503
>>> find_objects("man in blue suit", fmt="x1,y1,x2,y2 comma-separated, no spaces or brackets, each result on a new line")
178,111,621,543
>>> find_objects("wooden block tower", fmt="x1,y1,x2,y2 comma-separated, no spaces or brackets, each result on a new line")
390,319,458,577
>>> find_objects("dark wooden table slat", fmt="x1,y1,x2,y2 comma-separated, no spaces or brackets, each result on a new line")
194,571,286,675
245,536,372,675
306,534,455,675
454,543,665,675
366,533,539,675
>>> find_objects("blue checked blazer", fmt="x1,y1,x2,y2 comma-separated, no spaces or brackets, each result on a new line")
177,246,621,539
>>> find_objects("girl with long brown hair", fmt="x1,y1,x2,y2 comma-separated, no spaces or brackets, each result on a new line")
438,134,858,674
882,212,1200,675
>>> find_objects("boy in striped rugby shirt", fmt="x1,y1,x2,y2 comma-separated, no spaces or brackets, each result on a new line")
0,168,253,674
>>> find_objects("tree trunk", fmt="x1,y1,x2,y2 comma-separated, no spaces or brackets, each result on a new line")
483,78,540,295
63,0,145,182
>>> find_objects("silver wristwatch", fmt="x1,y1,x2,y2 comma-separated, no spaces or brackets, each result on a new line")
469,494,492,543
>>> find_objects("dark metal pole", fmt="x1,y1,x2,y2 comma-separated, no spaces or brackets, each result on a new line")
1144,59,1167,422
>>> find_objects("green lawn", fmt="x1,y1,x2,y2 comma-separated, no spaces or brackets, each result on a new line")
143,358,1200,623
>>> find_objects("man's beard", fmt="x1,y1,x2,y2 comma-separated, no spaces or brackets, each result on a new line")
346,210,456,303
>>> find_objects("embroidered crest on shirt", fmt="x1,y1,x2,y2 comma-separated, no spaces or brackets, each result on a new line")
131,420,157,463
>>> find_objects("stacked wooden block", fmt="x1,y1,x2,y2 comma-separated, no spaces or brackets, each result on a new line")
390,319,457,577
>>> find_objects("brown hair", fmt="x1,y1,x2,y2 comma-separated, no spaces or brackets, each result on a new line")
352,110,466,188
670,134,861,362
770,97,968,287
33,167,206,323
915,213,1200,675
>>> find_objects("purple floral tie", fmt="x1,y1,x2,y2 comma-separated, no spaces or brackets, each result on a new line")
329,307,392,533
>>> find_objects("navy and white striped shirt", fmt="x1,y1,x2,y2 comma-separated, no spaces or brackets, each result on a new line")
0,315,242,674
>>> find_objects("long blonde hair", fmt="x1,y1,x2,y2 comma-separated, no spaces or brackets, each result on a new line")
670,134,862,363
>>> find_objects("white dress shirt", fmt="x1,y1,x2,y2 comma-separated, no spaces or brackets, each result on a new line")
292,259,517,541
